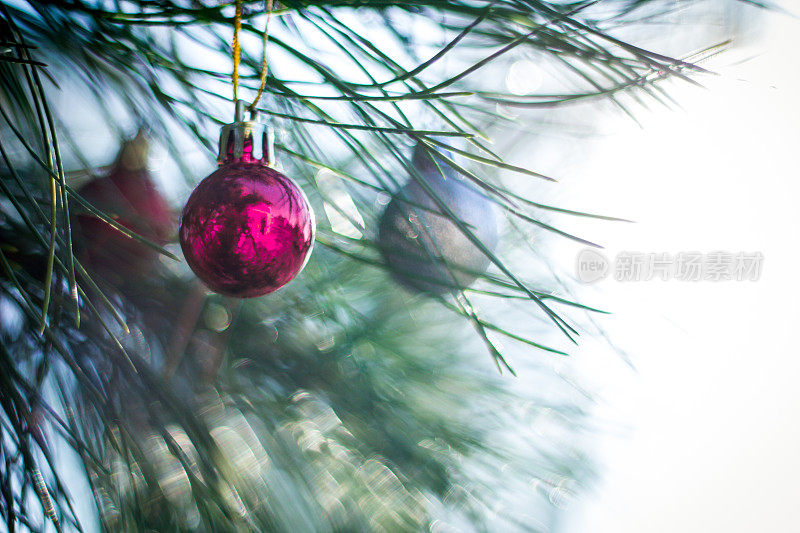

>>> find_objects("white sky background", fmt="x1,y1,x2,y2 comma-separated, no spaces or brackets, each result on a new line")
537,3,800,532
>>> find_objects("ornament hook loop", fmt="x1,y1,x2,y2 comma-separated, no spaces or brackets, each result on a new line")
234,99,246,122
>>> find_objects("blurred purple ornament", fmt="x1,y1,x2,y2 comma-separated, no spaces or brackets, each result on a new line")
378,142,498,295
179,102,314,298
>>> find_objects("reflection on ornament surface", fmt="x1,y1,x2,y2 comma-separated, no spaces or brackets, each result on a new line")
180,162,314,298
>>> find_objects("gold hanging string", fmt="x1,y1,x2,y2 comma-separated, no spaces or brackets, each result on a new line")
231,0,273,115
232,0,243,102
247,0,273,114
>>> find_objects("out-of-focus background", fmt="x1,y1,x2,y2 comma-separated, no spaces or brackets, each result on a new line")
541,3,800,531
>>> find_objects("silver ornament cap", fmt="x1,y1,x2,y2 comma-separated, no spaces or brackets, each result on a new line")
218,100,275,165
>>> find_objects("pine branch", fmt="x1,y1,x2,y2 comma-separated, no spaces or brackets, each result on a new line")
0,0,746,530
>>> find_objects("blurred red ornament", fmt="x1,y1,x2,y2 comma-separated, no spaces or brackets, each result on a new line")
77,131,174,280
179,103,314,298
